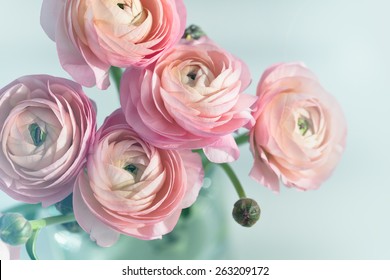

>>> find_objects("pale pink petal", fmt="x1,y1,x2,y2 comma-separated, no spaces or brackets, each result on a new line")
78,44,111,90
237,58,252,92
8,245,20,260
40,0,65,41
134,209,182,240
175,0,187,36
178,150,204,208
0,242,11,260
40,179,75,208
73,172,120,247
203,135,240,163
249,156,280,193
55,19,96,88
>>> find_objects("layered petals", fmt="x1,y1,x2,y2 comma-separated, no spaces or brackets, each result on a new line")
249,63,347,191
73,109,203,244
0,75,96,206
41,0,186,89
121,38,256,163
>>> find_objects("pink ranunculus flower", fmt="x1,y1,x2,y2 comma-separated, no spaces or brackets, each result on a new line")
120,37,257,163
249,63,347,192
0,75,96,206
73,109,203,246
0,241,20,260
40,0,186,89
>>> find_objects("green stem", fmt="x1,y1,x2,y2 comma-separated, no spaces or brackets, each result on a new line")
193,148,246,199
110,66,123,93
234,133,249,146
26,213,76,260
26,229,40,260
29,213,76,230
220,163,246,199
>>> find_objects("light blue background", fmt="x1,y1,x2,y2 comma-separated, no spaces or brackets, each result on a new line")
0,0,389,259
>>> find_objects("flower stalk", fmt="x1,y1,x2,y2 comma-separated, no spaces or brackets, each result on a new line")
29,213,76,230
220,163,246,199
110,66,123,94
26,213,76,260
234,133,249,147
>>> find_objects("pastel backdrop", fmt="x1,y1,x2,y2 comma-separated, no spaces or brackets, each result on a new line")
0,0,389,259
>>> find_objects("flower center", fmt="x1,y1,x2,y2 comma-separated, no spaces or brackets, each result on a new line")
187,71,197,81
297,117,310,136
28,123,46,147
123,163,138,175
117,0,146,26
182,66,203,87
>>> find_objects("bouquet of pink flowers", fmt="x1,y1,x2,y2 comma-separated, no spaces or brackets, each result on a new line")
0,0,346,260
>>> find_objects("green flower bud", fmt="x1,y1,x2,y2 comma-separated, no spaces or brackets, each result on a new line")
232,198,261,227
183,24,206,40
0,213,32,245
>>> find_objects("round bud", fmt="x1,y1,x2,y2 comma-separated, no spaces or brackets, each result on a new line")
0,213,32,245
183,24,206,40
232,198,261,227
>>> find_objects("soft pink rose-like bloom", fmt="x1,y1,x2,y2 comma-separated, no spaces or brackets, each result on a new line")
41,0,186,89
250,63,347,192
0,241,20,260
120,38,257,163
73,109,203,246
0,75,96,206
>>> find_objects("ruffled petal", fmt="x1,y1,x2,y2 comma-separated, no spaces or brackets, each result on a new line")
178,150,204,208
40,0,65,41
73,171,120,247
203,135,240,163
249,156,280,193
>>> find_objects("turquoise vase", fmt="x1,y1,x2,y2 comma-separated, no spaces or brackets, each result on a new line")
37,176,229,260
